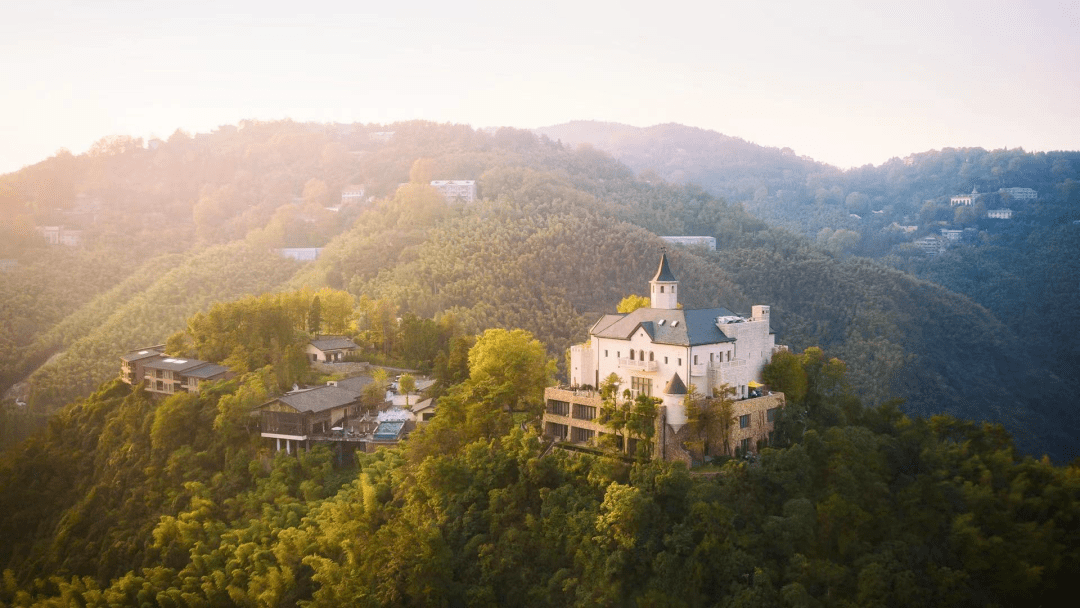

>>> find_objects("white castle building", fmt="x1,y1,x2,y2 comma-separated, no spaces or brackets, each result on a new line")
544,253,785,461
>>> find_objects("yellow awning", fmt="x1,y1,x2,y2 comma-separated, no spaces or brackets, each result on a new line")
748,381,764,388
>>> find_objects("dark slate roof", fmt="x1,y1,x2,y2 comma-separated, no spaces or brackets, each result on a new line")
185,364,230,379
334,375,374,394
652,253,677,282
142,356,214,373
591,307,737,346
410,398,435,413
664,373,687,395
276,385,361,413
309,336,358,351
120,346,165,362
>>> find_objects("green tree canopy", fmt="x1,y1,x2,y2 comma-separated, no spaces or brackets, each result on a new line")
617,294,651,313
466,328,555,414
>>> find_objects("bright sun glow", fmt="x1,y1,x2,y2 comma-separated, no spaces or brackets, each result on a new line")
2,0,1078,173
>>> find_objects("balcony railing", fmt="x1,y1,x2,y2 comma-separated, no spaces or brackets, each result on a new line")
717,358,746,370
618,358,657,372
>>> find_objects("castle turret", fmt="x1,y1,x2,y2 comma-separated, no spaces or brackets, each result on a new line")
662,372,688,431
650,252,678,310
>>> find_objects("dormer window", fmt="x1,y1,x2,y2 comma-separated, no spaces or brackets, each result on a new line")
672,320,679,327
658,319,665,326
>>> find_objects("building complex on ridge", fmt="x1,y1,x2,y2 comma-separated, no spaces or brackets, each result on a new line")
542,253,786,463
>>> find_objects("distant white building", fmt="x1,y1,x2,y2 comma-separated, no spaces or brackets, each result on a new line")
950,187,978,206
915,236,945,256
940,229,963,242
430,180,476,203
277,248,323,261
660,236,717,251
340,185,366,204
987,208,1014,220
999,187,1037,200
37,226,82,246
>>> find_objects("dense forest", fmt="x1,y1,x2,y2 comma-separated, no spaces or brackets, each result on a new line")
0,315,1077,606
2,120,1077,461
2,118,1079,605
536,121,1080,459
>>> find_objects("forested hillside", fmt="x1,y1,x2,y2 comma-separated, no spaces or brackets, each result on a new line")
3,119,1080,604
1,326,1077,607
536,120,1080,461
1,120,1076,461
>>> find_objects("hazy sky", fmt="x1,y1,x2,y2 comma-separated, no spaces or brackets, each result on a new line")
2,0,1078,173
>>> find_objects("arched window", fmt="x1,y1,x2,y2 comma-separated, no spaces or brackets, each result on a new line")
649,351,654,361
639,350,645,361
629,350,635,360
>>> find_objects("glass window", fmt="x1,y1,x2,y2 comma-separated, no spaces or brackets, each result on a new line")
547,400,570,416
631,376,653,397
767,408,778,423
739,414,751,429
573,404,597,420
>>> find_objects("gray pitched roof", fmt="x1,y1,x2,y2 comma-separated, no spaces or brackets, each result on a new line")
276,385,361,413
410,398,435,413
591,307,737,346
309,336,358,351
652,253,677,282
334,375,374,393
664,373,687,395
143,356,215,373
185,364,230,379
120,346,165,362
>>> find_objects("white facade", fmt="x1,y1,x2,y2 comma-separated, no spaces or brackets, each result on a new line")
987,208,1013,219
569,254,776,432
660,236,717,251
999,187,1037,200
341,185,366,204
278,248,323,261
940,229,963,242
430,180,476,202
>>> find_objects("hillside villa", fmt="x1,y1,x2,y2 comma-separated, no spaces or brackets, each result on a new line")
543,253,786,463
120,346,232,396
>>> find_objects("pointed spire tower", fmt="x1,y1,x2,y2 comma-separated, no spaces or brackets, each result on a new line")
650,251,678,310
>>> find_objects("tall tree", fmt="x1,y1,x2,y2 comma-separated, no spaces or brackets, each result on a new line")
467,328,554,415
307,295,322,334
684,383,735,460
398,373,416,408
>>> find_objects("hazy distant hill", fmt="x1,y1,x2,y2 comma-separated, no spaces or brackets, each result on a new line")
536,120,830,196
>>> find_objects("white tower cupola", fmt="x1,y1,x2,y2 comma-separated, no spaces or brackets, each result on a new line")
650,252,678,310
